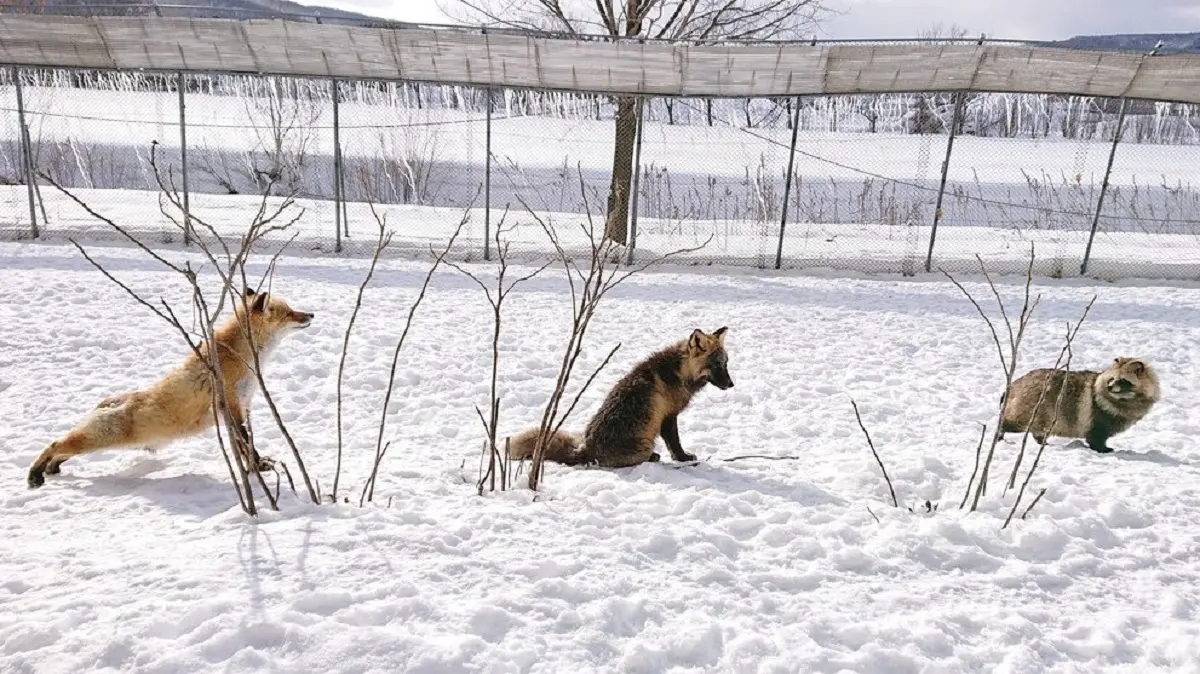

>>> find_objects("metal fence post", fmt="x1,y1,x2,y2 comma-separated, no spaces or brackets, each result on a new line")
924,90,966,272
13,67,38,239
331,78,343,253
624,96,646,266
1080,97,1127,276
1081,41,1161,276
484,86,493,261
776,95,803,270
177,72,192,246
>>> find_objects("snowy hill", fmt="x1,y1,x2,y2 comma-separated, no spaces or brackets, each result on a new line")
1047,32,1200,54
4,0,379,23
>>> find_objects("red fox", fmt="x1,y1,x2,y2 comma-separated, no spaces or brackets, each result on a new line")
27,288,314,489
507,327,734,468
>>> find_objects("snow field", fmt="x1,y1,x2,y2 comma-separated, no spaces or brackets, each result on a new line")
4,187,1200,282
13,85,1200,188
5,83,1199,259
2,240,1200,672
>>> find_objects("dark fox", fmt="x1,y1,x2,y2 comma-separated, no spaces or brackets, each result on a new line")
507,327,734,468
999,357,1160,453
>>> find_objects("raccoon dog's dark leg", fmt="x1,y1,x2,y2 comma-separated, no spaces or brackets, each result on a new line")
659,414,696,462
1085,429,1113,453
1086,411,1116,454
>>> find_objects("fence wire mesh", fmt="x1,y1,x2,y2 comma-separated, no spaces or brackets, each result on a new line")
1091,101,1200,278
1,66,1198,281
0,70,28,238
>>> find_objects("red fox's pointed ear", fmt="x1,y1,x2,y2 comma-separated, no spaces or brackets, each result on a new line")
243,287,257,298
713,326,728,342
688,329,705,350
251,292,270,313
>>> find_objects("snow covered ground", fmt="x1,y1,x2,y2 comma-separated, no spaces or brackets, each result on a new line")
2,186,1199,281
3,237,1200,672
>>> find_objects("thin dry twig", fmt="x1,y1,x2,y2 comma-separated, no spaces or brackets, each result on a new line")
943,243,1039,512
333,205,393,502
866,506,881,524
959,423,987,510
1005,295,1098,492
1020,488,1049,520
360,205,470,506
1004,299,1095,529
550,342,621,438
850,398,898,508
443,206,552,495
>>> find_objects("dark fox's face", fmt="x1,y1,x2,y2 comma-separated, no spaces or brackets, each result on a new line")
688,326,734,390
1104,357,1151,400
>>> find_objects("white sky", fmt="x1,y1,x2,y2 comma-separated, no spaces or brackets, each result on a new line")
301,0,1198,41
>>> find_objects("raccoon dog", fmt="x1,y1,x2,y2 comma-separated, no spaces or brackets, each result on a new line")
507,327,734,468
999,357,1160,453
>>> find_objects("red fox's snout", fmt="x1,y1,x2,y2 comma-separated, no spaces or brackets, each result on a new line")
290,311,315,328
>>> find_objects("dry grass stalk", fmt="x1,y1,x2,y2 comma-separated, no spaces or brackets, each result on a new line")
1004,295,1097,492
958,423,988,509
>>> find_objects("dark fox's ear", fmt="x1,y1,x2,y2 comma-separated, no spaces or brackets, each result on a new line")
713,326,728,342
689,329,705,350
251,292,270,313
244,287,257,297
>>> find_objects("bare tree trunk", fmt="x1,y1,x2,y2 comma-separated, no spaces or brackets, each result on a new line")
604,96,638,244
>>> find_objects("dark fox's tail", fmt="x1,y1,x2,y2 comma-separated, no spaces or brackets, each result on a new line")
505,427,588,465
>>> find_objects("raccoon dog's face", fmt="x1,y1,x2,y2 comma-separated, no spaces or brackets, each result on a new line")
688,326,734,390
1104,357,1149,400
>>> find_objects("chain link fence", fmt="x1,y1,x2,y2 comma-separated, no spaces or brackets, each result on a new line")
0,64,1198,280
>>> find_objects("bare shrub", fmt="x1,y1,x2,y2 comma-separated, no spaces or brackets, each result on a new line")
359,200,471,506
242,76,320,196
442,207,552,494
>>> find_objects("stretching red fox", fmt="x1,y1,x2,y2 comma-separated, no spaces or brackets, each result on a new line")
27,288,314,488
507,327,734,468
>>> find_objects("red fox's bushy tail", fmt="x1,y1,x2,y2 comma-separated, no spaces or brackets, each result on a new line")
505,427,588,465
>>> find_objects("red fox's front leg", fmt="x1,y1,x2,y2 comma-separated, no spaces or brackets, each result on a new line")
222,392,274,473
